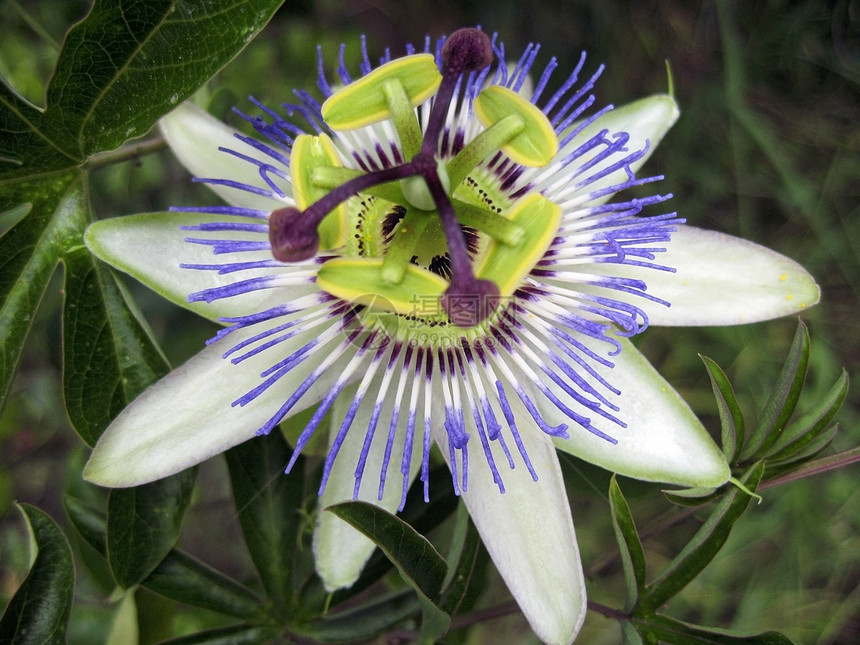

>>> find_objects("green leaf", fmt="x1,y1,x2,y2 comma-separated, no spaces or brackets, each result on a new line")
0,171,79,414
439,504,487,617
105,588,139,645
158,623,281,645
609,476,647,611
225,431,303,620
327,501,447,602
639,462,765,613
767,425,838,470
741,321,809,461
65,495,268,621
62,243,170,446
1,0,286,179
637,614,797,644
297,589,419,642
0,504,75,644
64,495,108,554
326,463,459,605
621,620,645,645
107,468,198,587
767,369,848,461
662,486,720,507
0,80,75,177
1,167,168,443
143,550,267,621
327,501,451,643
700,354,745,462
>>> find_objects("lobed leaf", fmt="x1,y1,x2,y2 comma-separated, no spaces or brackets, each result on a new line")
107,468,198,587
1,0,286,180
0,172,79,415
62,244,170,446
0,504,75,644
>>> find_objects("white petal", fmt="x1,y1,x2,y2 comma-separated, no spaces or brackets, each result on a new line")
85,213,317,322
548,337,730,487
160,102,292,210
314,390,421,590
84,321,346,487
559,94,679,199
589,225,821,326
433,414,586,645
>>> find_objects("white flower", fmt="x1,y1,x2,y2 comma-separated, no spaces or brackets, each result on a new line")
82,30,819,644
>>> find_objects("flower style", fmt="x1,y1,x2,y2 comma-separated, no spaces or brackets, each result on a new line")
83,29,819,644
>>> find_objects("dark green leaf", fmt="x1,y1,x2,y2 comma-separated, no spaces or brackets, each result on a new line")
327,501,448,602
766,425,838,471
767,369,848,461
0,504,75,644
296,589,419,642
415,592,452,645
700,354,745,462
107,467,197,587
440,504,487,617
328,501,451,642
62,243,169,446
326,463,459,606
0,80,77,176
225,431,303,620
741,321,809,461
621,621,645,645
609,476,647,611
158,623,281,645
143,550,267,621
636,614,797,644
64,495,108,554
639,462,765,613
0,171,79,413
662,487,721,507
1,0,285,179
65,495,268,621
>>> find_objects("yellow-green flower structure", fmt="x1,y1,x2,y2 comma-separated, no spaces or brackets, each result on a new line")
83,29,819,644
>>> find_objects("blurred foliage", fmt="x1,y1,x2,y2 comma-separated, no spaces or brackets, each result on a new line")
1,0,858,643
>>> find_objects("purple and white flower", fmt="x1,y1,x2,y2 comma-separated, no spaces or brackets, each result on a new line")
83,29,819,644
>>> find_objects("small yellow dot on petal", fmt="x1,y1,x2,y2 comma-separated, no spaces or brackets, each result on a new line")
779,274,787,281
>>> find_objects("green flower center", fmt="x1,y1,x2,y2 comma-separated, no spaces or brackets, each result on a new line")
268,28,562,335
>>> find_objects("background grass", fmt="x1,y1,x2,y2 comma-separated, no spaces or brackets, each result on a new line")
1,0,858,642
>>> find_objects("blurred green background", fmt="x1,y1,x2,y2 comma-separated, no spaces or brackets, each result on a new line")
1,0,858,642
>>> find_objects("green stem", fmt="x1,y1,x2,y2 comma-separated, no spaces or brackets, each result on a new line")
86,136,166,170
